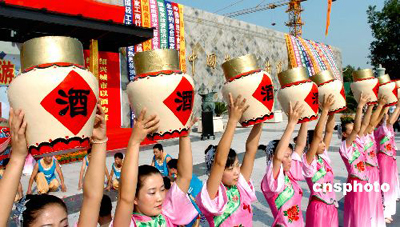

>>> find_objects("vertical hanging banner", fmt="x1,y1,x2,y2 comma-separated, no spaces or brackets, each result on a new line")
133,0,143,52
172,3,180,51
141,0,152,51
157,0,169,49
149,0,160,49
178,4,186,72
325,0,333,36
165,2,176,49
84,51,122,129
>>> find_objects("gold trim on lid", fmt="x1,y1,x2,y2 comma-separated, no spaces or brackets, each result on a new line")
378,74,391,84
278,67,309,87
21,36,84,71
352,68,374,81
133,49,180,75
221,54,259,80
311,70,335,86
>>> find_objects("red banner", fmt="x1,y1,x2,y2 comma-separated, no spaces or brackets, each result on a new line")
83,51,121,129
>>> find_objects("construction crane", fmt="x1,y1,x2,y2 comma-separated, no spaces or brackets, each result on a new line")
223,0,307,37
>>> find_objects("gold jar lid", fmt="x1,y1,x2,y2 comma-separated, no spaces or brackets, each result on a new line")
278,67,309,87
21,36,84,71
311,70,335,86
221,54,259,80
378,74,391,84
352,68,374,81
133,49,180,75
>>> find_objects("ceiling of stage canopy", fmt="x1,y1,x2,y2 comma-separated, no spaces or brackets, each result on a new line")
0,2,154,52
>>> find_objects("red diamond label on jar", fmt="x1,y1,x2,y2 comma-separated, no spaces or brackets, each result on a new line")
40,70,97,135
393,86,398,98
304,83,319,114
163,77,194,126
252,74,274,111
340,86,346,99
373,82,379,98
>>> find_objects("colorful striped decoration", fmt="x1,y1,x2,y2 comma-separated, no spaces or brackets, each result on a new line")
285,34,342,80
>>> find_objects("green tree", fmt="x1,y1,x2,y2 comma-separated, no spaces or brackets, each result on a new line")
367,0,400,79
342,65,356,82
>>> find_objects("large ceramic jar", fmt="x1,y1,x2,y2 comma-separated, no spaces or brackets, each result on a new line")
378,74,398,107
350,69,379,105
277,67,319,123
221,54,274,127
8,37,99,158
311,70,347,114
127,49,195,140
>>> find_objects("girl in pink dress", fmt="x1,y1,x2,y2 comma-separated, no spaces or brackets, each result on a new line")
375,101,400,223
302,95,338,227
261,102,306,227
113,109,198,227
338,93,371,227
196,94,262,227
387,103,400,203
361,96,387,227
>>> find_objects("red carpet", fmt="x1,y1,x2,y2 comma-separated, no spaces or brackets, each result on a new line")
106,128,156,151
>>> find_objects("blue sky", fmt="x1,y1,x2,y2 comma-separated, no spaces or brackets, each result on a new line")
174,0,385,69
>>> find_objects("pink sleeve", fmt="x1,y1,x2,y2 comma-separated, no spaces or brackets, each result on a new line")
339,140,354,160
196,182,228,216
261,163,285,195
237,174,257,203
290,152,304,181
302,153,317,178
162,183,199,225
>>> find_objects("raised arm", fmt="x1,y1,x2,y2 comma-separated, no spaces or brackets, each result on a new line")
388,101,400,126
294,122,308,157
324,114,336,151
55,159,67,192
241,122,263,182
113,109,159,227
366,95,387,134
78,158,86,190
306,94,334,164
272,102,304,178
175,118,197,193
78,104,108,226
0,109,27,225
207,94,249,200
359,105,373,136
346,93,369,147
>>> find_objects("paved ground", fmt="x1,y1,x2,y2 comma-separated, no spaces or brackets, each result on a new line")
9,119,400,226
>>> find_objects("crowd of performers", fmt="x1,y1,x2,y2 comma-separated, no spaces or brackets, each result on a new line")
0,92,399,227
